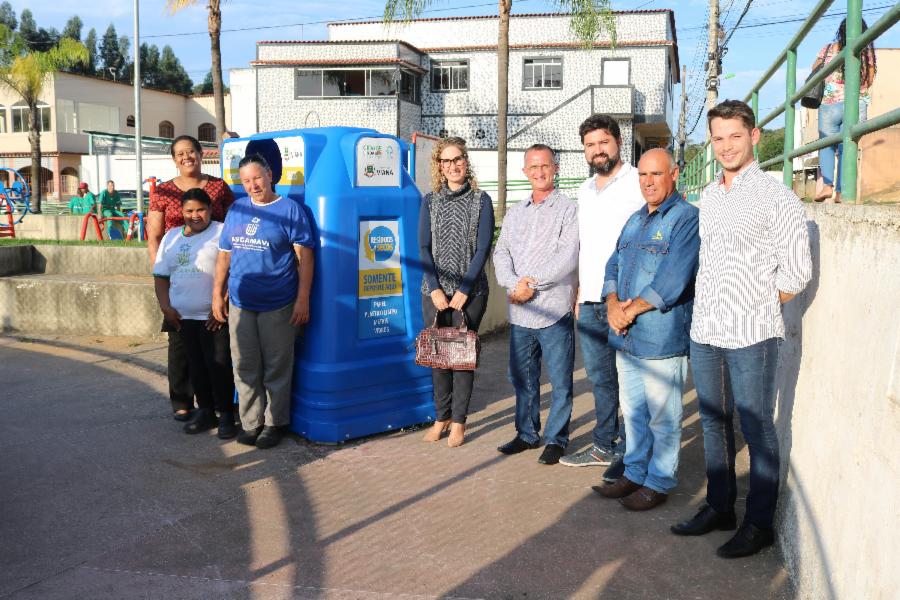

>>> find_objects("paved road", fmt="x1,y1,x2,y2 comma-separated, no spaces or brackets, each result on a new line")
0,333,792,599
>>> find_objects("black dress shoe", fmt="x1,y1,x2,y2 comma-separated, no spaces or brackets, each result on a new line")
237,426,263,446
183,409,216,434
670,504,737,536
602,456,625,483
255,426,283,449
717,522,775,558
217,412,237,440
537,444,564,465
497,436,540,455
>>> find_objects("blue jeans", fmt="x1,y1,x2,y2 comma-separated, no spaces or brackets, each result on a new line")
818,100,868,192
617,352,687,494
690,338,781,529
508,313,575,447
576,302,622,450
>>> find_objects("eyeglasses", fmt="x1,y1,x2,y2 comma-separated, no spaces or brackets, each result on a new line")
438,155,467,167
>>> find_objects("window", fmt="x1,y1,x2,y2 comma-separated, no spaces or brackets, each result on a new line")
296,70,322,96
198,123,216,143
159,120,174,138
295,68,416,99
602,59,630,86
524,57,562,89
368,70,395,96
431,60,469,92
12,102,51,133
61,167,80,197
324,70,365,96
126,115,135,127
400,70,421,104
0,105,5,133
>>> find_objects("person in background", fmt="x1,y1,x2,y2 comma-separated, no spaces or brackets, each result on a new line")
148,135,234,422
670,100,811,559
212,153,314,450
98,180,125,238
418,137,494,447
493,144,579,466
153,188,236,439
812,17,877,203
593,149,699,512
68,182,95,215
559,114,644,485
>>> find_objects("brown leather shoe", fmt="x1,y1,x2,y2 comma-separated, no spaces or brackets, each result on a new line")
620,486,668,511
592,476,641,499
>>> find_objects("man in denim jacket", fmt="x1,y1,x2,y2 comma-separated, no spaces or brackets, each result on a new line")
593,148,699,511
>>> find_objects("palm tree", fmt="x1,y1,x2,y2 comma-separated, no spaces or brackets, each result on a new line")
0,25,87,212
166,1,227,140
384,1,615,219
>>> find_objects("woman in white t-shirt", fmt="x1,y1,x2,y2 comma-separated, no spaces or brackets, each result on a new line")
153,188,236,438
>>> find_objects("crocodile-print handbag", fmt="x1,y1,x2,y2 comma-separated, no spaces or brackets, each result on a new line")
415,310,480,371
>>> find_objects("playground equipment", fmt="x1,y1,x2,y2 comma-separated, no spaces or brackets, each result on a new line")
77,176,154,241
0,168,32,238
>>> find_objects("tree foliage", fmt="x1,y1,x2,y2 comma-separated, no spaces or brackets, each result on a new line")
0,2,16,32
0,24,88,208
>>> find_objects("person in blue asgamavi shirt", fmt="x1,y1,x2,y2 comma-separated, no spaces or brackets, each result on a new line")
212,153,315,450
593,149,699,513
153,187,236,439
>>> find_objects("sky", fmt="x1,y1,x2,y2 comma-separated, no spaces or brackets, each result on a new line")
7,0,899,141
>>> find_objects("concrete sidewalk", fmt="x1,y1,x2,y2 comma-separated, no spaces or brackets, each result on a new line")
0,332,792,599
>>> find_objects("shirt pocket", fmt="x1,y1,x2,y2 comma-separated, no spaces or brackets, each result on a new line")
636,241,669,275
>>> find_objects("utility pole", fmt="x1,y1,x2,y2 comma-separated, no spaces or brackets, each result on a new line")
133,0,143,238
704,0,720,180
677,64,687,169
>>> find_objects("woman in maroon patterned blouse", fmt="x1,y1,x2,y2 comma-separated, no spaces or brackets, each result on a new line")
148,134,235,420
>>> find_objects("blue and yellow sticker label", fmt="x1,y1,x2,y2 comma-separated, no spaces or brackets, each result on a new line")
358,220,406,339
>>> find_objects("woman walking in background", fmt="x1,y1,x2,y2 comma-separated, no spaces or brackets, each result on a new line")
153,188,236,439
148,135,234,422
812,18,877,203
418,137,494,447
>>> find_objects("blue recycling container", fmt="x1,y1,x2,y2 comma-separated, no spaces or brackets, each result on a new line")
222,127,434,443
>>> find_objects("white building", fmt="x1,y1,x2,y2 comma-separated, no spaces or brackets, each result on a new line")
0,71,229,202
231,9,680,183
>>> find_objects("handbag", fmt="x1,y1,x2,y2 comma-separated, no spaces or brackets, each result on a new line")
415,309,480,371
801,44,831,109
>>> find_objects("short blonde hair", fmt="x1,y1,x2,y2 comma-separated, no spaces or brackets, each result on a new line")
430,136,479,194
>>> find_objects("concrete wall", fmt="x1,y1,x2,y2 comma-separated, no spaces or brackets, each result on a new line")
775,205,900,599
14,215,86,241
0,245,159,337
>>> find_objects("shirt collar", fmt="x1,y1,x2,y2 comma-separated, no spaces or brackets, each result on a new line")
524,188,560,207
716,160,761,188
589,162,633,193
639,190,682,218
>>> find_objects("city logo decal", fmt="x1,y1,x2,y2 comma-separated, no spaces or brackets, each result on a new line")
245,216,260,236
364,165,376,178
365,226,396,262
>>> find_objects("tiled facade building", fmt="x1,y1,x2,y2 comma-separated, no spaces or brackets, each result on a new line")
234,9,679,181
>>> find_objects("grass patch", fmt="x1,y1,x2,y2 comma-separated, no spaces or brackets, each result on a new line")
0,238,147,247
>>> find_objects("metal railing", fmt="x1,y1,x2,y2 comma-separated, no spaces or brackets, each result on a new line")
679,0,900,203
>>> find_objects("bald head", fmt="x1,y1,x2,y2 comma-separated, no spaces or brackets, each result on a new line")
637,149,679,212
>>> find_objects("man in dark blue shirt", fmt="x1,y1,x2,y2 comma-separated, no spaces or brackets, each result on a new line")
592,148,699,511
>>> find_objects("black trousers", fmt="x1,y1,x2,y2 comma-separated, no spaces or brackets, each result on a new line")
174,320,235,414
164,320,194,413
421,293,488,424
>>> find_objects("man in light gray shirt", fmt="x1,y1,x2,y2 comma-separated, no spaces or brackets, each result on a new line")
493,144,579,465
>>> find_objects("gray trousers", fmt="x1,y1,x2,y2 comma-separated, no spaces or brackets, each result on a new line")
229,302,300,429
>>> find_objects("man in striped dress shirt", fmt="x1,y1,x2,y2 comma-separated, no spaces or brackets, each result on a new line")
493,144,580,466
670,100,812,558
